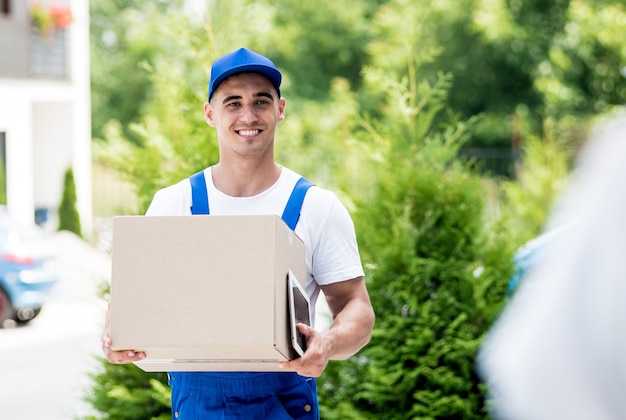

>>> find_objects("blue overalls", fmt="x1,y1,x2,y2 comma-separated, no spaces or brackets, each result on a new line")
167,172,319,419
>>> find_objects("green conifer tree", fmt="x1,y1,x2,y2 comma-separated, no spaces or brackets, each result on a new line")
57,167,82,237
316,68,514,419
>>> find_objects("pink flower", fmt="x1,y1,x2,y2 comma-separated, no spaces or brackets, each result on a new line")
30,2,73,35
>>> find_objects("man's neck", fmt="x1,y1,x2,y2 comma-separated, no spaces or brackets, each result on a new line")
211,161,281,197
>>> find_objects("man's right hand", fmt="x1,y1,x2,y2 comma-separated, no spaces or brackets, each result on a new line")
102,301,146,364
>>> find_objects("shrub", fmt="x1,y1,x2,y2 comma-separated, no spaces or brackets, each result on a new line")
57,167,82,237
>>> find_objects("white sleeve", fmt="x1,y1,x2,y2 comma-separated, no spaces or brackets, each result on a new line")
302,190,364,285
145,179,193,216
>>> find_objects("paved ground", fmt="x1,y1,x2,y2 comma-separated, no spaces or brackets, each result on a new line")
0,232,110,420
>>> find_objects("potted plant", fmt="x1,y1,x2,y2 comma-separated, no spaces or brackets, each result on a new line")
29,3,73,36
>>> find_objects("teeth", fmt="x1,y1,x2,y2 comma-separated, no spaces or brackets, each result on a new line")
239,130,259,136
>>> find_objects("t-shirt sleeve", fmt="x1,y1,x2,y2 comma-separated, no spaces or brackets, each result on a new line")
306,192,364,285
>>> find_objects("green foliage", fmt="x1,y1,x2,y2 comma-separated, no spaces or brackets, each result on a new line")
366,0,544,148
277,78,365,193
499,115,590,244
57,167,82,237
90,0,186,143
91,0,626,153
92,4,221,210
84,358,170,420
501,138,564,241
268,0,374,99
364,0,626,153
86,0,626,418
316,51,514,419
535,1,626,117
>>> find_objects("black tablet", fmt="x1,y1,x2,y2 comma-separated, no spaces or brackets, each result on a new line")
287,270,311,357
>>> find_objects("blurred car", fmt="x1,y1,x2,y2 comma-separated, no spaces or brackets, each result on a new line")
0,208,59,327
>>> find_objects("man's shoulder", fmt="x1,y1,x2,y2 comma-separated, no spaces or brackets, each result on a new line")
279,168,335,201
157,177,193,198
146,177,193,216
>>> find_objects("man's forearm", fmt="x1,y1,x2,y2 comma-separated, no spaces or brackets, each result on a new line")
323,296,375,360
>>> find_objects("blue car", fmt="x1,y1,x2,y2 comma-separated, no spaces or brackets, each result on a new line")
0,210,59,327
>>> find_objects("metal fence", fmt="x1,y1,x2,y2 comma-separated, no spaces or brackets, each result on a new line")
459,147,520,179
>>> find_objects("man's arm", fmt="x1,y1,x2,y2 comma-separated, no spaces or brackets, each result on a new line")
280,276,375,377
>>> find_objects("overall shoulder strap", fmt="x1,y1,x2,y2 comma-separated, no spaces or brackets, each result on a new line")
189,170,209,215
282,177,315,230
190,171,313,224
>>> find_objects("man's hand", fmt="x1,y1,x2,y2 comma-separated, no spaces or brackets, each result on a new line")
101,301,146,364
281,277,375,377
279,323,331,377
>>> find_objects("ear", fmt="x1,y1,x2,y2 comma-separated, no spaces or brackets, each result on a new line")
204,102,215,127
277,97,286,123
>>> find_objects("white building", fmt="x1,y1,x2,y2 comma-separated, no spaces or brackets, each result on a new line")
0,0,91,235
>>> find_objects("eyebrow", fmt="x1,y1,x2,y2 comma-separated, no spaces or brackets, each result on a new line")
221,92,275,105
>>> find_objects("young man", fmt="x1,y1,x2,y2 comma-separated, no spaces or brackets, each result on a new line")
101,47,375,419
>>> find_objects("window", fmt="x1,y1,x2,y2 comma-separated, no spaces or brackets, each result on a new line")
1,0,10,16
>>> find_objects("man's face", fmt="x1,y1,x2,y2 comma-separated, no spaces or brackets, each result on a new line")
204,72,285,159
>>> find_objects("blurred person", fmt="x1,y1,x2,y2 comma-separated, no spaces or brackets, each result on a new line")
101,47,375,419
477,112,626,419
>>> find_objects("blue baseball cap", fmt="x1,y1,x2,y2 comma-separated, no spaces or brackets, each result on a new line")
207,47,282,101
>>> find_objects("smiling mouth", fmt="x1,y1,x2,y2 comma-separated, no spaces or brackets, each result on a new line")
237,129,262,136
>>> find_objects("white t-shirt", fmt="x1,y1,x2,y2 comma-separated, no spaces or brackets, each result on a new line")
146,166,364,321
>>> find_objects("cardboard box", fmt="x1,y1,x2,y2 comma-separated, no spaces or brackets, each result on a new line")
109,215,306,372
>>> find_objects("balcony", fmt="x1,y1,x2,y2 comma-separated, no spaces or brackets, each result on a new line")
30,28,67,79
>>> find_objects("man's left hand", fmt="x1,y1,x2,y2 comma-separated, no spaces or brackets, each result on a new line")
279,323,330,377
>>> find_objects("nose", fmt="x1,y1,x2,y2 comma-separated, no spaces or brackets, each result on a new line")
239,104,258,124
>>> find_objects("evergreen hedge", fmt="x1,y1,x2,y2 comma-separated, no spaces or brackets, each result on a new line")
315,72,514,419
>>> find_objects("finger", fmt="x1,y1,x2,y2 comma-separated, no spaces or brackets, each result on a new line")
296,322,313,334
107,349,146,364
